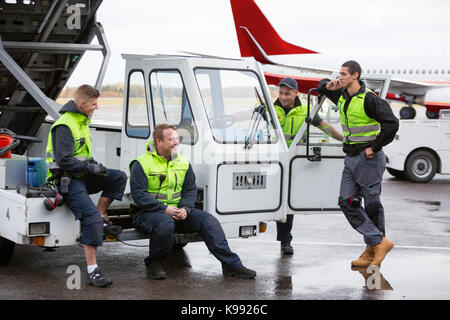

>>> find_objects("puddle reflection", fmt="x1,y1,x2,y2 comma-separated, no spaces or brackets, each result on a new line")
351,266,393,291
274,256,293,298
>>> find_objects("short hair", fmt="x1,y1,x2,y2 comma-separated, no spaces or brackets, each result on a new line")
74,84,100,102
342,60,361,80
153,123,177,142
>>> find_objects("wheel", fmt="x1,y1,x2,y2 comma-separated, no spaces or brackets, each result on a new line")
386,167,406,179
399,106,416,119
426,110,439,119
405,150,437,183
0,236,15,265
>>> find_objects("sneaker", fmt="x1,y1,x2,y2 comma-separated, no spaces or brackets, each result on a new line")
87,267,113,287
223,266,257,279
103,219,122,237
281,242,294,255
145,260,167,280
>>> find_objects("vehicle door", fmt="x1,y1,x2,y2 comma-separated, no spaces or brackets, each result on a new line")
120,58,199,176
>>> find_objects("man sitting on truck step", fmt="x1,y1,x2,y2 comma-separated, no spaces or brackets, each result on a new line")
46,84,128,287
129,123,256,280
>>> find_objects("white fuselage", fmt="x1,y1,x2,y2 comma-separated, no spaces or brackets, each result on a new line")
271,53,450,82
268,53,450,105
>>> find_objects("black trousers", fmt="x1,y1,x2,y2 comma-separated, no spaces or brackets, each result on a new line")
276,214,294,244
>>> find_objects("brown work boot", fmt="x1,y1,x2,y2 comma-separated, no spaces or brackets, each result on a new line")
370,238,395,266
351,245,374,267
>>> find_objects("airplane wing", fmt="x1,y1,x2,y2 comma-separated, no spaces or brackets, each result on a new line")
374,78,450,113
384,78,431,96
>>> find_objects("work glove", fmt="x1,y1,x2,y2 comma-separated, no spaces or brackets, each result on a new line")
47,168,64,182
87,163,109,178
316,78,331,94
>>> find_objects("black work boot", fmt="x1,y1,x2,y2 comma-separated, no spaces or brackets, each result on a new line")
223,266,257,279
281,242,294,255
146,260,167,280
87,267,113,287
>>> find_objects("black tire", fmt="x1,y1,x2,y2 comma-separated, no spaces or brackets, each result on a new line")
400,106,416,119
405,150,437,183
386,167,406,179
0,236,15,265
426,110,439,119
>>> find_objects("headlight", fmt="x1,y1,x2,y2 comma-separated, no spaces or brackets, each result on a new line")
239,225,256,237
29,222,50,236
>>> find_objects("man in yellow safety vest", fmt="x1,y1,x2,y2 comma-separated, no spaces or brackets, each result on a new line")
274,77,342,255
130,124,257,280
318,60,399,268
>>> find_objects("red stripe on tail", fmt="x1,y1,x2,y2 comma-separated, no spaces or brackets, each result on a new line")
230,0,318,57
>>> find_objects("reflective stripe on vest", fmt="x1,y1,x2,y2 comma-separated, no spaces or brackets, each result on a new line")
148,191,182,201
343,135,377,143
131,141,189,207
340,124,380,135
338,89,380,144
46,155,92,169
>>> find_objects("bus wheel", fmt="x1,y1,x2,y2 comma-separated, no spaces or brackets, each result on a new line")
405,150,437,183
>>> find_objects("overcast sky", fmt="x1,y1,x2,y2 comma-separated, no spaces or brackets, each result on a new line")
66,0,450,87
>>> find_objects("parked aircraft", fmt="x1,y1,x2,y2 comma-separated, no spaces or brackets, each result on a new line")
230,0,450,119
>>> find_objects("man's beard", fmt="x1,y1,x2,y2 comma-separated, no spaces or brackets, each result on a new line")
170,148,178,160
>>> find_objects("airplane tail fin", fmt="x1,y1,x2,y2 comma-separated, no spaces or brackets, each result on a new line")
230,0,318,58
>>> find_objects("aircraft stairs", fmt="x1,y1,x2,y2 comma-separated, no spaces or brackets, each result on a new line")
0,0,108,154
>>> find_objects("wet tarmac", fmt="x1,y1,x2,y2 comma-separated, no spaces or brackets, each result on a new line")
1,174,449,300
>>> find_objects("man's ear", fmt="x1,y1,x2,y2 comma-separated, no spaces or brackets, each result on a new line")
76,99,85,108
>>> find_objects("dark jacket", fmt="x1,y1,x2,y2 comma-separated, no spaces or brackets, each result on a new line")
317,79,399,155
51,100,92,176
130,160,197,215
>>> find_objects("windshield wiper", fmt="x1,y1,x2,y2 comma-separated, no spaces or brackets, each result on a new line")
245,88,268,149
155,73,168,121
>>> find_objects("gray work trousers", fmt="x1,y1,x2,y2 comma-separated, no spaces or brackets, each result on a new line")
339,150,386,246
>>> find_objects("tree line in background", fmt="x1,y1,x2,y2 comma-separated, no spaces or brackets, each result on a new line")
60,83,125,98
60,83,280,99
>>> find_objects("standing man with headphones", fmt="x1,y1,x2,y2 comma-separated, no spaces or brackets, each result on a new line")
318,60,399,268
274,77,343,255
46,84,127,287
